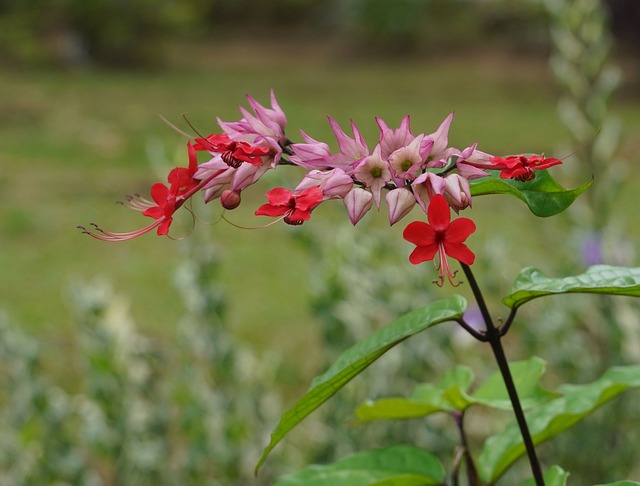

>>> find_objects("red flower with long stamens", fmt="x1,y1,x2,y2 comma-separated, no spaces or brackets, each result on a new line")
255,187,323,225
494,154,562,182
194,133,270,168
403,194,476,286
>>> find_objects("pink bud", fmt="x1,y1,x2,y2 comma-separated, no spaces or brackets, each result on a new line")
386,187,416,225
220,189,242,210
411,172,446,212
344,188,373,225
443,174,471,212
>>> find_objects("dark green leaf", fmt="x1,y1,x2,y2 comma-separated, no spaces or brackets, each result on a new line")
273,445,445,486
256,296,466,471
478,365,640,483
503,265,640,309
470,169,592,217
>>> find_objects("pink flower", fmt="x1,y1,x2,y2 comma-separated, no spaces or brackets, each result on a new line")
427,113,454,165
354,145,392,209
443,174,472,212
295,168,354,199
289,131,333,170
403,194,476,286
389,134,430,183
412,171,446,213
255,187,324,225
376,115,415,159
323,117,370,171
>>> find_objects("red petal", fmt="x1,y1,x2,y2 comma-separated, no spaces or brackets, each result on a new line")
149,183,170,205
444,241,475,265
156,217,173,235
295,187,323,210
427,194,451,232
403,221,436,246
264,187,293,206
446,218,476,243
255,203,289,218
408,244,439,264
187,141,198,174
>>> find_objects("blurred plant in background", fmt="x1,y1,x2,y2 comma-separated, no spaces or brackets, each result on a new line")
0,236,287,485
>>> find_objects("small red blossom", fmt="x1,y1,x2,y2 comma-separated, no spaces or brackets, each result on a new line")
494,154,562,182
255,186,323,225
194,133,270,168
403,194,476,286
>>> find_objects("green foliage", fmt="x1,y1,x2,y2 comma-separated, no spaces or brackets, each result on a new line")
478,364,640,483
257,295,466,471
274,445,445,486
470,169,592,218
522,465,569,486
503,265,640,309
356,358,557,422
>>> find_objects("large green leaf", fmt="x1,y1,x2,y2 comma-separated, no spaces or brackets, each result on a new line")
478,365,640,483
256,295,467,472
503,265,640,309
522,465,569,486
469,169,592,217
274,446,445,486
356,358,556,422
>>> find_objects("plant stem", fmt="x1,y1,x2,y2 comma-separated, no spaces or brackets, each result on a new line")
460,264,545,486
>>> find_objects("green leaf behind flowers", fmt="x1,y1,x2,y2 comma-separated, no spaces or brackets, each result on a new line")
273,445,445,486
470,169,592,217
522,465,569,486
256,295,466,472
503,265,640,309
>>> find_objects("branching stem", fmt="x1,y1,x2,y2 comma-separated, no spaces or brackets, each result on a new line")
460,263,545,486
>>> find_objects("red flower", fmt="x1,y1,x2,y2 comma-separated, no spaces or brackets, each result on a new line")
403,194,476,286
194,133,270,168
493,154,562,182
255,187,323,225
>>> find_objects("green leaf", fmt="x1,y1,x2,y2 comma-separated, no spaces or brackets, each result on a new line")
593,482,640,486
503,265,640,309
522,465,569,486
273,445,445,486
478,365,640,483
356,365,473,421
469,169,592,217
256,295,467,472
470,357,558,410
356,358,556,422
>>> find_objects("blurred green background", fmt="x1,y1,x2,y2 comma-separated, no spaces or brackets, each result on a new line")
1,0,640,484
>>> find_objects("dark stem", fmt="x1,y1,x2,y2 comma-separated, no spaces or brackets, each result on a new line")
453,411,480,486
460,263,545,486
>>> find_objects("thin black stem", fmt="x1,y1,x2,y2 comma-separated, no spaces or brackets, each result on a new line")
455,318,488,342
453,411,480,486
460,263,545,486
499,307,518,337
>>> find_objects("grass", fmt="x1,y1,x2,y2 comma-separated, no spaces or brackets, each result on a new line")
1,38,639,357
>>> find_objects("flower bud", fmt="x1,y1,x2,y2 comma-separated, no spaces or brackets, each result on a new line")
386,187,416,225
220,189,242,210
344,188,373,225
412,172,446,212
443,174,471,212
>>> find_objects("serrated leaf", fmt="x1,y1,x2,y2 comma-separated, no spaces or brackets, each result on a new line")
522,465,569,486
256,295,467,472
503,265,640,309
470,169,591,217
478,365,640,483
273,445,445,486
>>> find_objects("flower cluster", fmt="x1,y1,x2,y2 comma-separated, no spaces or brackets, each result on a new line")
80,91,562,284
